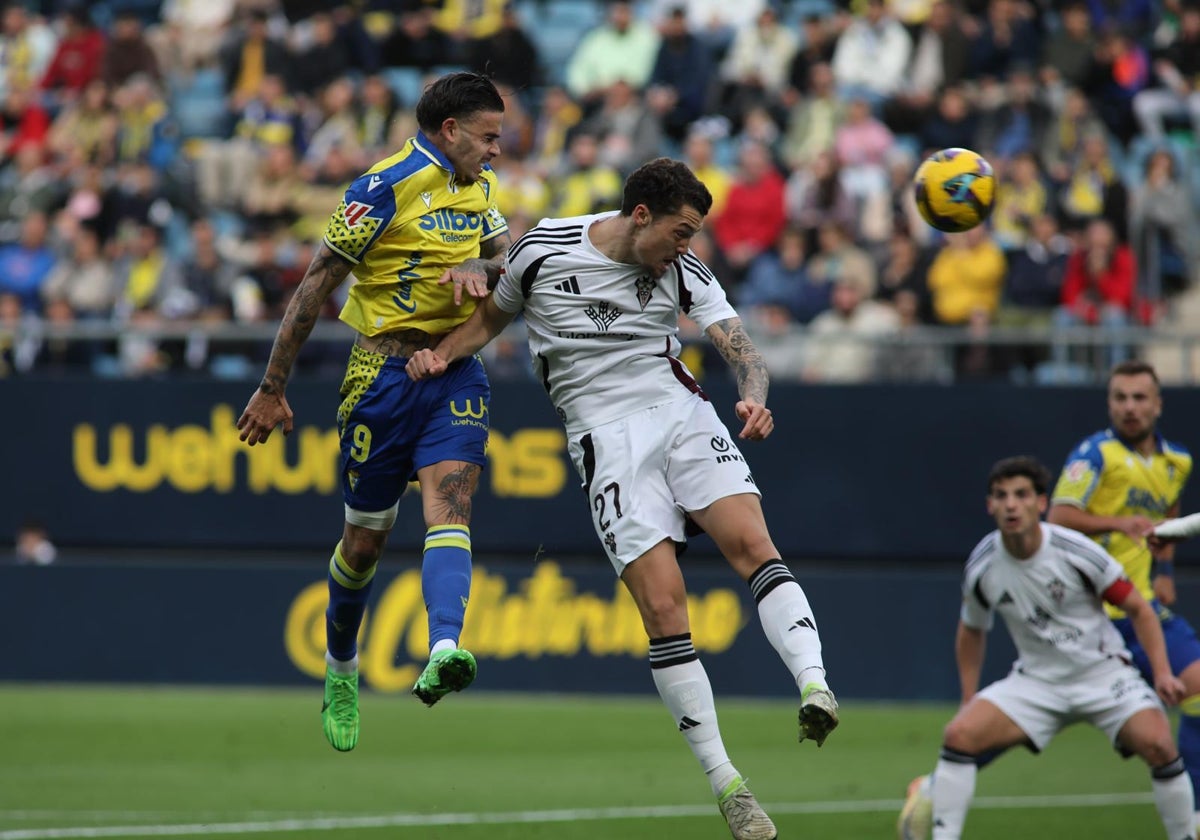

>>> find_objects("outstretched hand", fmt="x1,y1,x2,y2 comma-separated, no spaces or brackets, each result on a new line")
237,387,293,446
735,400,774,440
439,258,492,305
1155,671,1187,707
407,349,449,381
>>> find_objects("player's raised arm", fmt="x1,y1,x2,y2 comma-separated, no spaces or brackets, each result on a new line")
237,244,354,445
407,294,516,381
1047,502,1156,542
704,315,773,441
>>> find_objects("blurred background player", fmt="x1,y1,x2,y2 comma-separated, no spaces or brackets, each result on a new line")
913,456,1192,840
405,158,837,840
236,72,510,751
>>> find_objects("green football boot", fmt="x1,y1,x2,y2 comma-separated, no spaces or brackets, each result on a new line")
411,648,477,707
321,668,359,752
717,776,777,840
798,683,840,747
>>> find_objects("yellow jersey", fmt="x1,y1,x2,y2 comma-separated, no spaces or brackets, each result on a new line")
323,132,508,337
1051,428,1192,617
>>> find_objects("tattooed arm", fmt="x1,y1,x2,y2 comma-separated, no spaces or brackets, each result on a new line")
236,244,354,445
705,316,774,441
441,231,514,303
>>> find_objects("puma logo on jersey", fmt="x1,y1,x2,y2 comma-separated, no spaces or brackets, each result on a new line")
553,276,581,294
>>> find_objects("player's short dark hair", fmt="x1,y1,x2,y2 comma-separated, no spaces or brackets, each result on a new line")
1108,360,1160,387
987,456,1052,496
415,72,504,134
620,158,713,218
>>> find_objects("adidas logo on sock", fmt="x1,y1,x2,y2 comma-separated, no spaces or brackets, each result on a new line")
789,617,816,632
553,276,581,294
678,715,701,731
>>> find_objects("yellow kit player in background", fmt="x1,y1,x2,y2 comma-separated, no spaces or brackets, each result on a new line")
1049,360,1200,825
236,72,511,751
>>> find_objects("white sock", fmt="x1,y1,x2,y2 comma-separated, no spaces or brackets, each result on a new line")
430,638,457,656
748,561,828,691
1151,758,1196,839
931,751,977,840
325,651,358,675
650,634,738,797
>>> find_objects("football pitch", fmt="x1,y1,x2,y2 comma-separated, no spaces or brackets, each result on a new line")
0,684,1171,839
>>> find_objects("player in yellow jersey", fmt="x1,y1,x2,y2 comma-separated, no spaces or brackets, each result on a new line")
1048,360,1200,826
236,72,511,751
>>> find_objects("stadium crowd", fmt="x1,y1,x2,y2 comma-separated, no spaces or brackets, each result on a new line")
0,0,1196,383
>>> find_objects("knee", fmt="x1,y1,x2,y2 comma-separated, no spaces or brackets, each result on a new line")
725,530,778,577
942,719,981,755
339,534,384,572
1141,740,1180,769
638,590,689,637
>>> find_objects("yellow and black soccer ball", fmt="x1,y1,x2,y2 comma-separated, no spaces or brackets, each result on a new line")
912,147,996,233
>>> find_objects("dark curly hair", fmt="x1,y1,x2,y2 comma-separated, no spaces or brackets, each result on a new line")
416,72,504,134
987,456,1052,496
620,158,713,218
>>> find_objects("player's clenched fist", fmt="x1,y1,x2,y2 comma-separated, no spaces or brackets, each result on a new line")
407,349,448,381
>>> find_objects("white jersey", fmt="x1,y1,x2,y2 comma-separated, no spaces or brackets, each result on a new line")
493,212,739,435
960,523,1133,683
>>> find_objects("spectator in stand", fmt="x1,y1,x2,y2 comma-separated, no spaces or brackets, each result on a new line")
969,0,1040,82
0,144,59,230
0,83,48,162
1089,28,1150,145
682,127,732,217
806,220,878,299
1039,0,1095,101
927,226,1007,325
356,73,409,160
464,2,541,97
40,222,115,320
1002,214,1072,325
241,141,302,235
717,5,797,129
565,0,660,107
221,9,289,113
547,130,623,218
1041,87,1110,185
785,149,855,253
580,79,663,177
47,78,117,167
178,218,239,322
1058,130,1128,238
785,14,837,103
148,0,236,78
300,76,363,175
883,0,970,135
977,67,1052,162
380,5,453,76
434,0,506,53
39,6,104,106
111,74,176,171
711,139,786,288
833,97,894,203
647,5,714,144
100,10,160,89
0,211,54,314
781,62,842,171
803,274,899,384
1086,0,1157,40
991,151,1049,251
651,0,767,56
1055,217,1138,368
1130,148,1197,298
918,84,978,157
830,0,912,109
877,289,953,383
738,226,831,324
0,3,55,101
875,231,934,317
1132,2,1200,141
290,12,352,102
530,85,582,177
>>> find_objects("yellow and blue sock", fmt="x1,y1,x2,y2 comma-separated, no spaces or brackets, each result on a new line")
422,525,472,649
1177,695,1200,809
325,542,375,664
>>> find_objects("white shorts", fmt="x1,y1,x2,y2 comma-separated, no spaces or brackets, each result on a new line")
566,394,762,575
977,659,1163,751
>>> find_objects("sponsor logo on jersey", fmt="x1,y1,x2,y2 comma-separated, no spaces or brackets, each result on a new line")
367,175,384,192
710,436,730,452
584,301,622,332
553,276,582,295
344,201,375,227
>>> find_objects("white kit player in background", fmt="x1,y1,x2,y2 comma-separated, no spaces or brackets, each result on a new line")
406,158,837,840
913,456,1193,840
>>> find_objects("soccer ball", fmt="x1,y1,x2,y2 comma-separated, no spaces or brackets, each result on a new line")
912,148,996,233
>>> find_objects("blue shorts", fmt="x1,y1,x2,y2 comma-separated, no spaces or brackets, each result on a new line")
1113,604,1200,680
336,344,490,514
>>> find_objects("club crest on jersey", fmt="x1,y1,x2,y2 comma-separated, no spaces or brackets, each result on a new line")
420,191,432,209
635,275,654,310
584,301,622,332
1047,577,1065,605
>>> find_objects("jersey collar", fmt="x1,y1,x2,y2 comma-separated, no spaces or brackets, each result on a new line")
1108,426,1164,454
413,131,454,173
